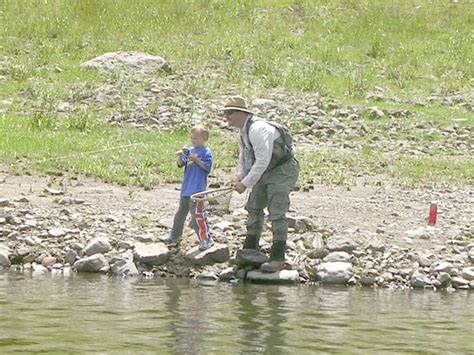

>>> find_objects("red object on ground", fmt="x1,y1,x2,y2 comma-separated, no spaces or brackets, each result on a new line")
429,202,438,225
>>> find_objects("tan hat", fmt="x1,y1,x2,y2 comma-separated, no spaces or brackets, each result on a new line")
222,96,254,114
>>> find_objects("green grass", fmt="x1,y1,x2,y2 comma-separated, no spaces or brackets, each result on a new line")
0,0,473,189
0,115,236,187
1,0,472,98
1,114,470,189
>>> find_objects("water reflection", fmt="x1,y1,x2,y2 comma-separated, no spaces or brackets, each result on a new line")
234,285,288,353
0,271,472,354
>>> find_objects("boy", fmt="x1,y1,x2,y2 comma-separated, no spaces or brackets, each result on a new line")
162,124,214,251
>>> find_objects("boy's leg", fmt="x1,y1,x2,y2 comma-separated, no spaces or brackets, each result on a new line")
165,197,190,243
191,200,214,250
190,200,213,250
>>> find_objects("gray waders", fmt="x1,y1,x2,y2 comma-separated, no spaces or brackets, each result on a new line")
244,156,299,272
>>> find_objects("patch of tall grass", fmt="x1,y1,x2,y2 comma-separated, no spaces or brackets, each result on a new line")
1,0,472,98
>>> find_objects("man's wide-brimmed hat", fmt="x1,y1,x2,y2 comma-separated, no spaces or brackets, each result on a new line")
221,96,254,114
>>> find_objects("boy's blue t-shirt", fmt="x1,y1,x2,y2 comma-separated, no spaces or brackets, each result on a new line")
180,146,213,197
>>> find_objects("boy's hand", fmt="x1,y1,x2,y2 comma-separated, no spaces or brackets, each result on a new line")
188,154,199,162
176,147,189,156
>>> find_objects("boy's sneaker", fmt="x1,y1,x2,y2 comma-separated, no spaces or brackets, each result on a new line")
199,238,214,251
161,234,180,245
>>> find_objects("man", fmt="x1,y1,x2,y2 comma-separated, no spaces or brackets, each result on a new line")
222,96,299,272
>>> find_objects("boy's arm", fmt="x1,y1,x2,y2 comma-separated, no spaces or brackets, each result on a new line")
176,147,189,168
189,149,212,172
176,154,185,167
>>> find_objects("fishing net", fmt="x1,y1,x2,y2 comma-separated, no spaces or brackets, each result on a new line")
191,187,233,216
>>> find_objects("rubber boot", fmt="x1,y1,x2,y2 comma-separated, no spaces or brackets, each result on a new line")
261,240,286,273
243,234,260,250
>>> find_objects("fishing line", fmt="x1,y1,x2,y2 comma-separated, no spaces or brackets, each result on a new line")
18,142,149,165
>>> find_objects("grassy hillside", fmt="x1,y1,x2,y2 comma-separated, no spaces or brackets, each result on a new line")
0,0,472,188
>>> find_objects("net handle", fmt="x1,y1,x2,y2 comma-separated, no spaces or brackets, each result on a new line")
190,186,233,202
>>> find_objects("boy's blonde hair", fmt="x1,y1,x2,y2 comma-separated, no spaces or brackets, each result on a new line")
191,124,209,141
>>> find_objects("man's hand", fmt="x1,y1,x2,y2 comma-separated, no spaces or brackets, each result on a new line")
234,181,247,194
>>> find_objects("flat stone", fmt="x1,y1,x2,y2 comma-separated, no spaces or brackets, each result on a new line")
236,249,268,267
246,269,299,284
452,276,470,288
326,236,358,253
48,227,66,238
45,188,64,196
434,262,454,273
185,243,229,266
461,267,474,281
323,251,351,263
405,227,432,240
81,51,171,73
134,242,170,266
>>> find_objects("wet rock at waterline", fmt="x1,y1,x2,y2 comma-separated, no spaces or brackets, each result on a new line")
246,269,299,284
316,262,353,285
73,254,108,272
133,242,171,266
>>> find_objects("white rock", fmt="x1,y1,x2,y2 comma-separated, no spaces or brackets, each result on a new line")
461,267,474,281
247,269,299,283
317,262,353,284
48,227,66,238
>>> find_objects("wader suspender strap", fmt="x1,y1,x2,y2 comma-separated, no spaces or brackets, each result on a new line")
243,117,293,173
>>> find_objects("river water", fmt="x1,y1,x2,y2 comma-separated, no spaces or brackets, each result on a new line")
0,271,472,354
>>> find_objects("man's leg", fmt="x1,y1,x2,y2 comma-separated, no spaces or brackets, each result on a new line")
261,159,299,272
244,180,267,250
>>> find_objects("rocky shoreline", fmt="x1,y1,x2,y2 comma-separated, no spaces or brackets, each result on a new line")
1,172,473,292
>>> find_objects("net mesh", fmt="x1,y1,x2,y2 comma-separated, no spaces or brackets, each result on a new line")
191,187,233,216
207,190,232,215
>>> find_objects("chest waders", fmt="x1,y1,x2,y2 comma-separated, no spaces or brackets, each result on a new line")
240,118,299,272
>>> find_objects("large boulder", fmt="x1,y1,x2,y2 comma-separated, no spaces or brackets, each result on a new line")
81,51,171,73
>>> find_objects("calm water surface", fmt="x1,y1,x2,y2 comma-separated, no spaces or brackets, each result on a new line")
0,271,472,354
